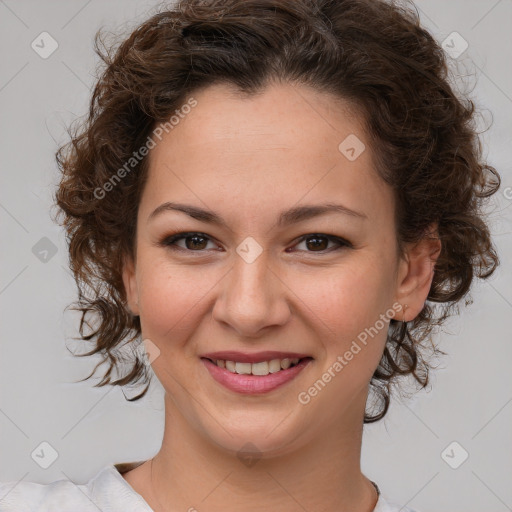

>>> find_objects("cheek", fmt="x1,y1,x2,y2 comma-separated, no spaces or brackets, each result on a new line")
136,260,214,340
296,258,392,341
136,246,395,357
294,264,392,403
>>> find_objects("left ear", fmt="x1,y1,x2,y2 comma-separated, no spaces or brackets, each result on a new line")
122,252,140,317
393,222,442,321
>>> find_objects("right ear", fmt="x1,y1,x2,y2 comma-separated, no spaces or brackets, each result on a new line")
122,254,140,316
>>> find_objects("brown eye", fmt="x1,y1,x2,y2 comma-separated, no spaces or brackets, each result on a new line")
161,232,216,251
161,232,351,255
304,235,329,251
290,234,351,254
184,234,208,250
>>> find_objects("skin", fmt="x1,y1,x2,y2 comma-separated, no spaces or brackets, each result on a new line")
121,81,441,512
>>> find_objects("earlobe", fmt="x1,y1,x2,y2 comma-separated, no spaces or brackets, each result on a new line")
122,254,140,316
394,224,442,322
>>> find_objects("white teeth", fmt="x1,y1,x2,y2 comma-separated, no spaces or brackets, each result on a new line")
212,357,304,375
281,358,291,370
268,359,281,373
235,362,252,375
252,361,269,375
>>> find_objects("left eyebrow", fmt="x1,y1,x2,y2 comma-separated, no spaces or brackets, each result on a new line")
147,201,368,226
277,203,368,225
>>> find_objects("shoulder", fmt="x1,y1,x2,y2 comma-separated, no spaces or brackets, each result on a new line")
0,462,152,512
0,477,94,511
375,492,423,512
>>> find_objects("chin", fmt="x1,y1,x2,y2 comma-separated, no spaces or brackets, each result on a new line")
200,413,307,460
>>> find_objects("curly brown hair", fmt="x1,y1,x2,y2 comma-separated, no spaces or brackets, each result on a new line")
52,0,501,422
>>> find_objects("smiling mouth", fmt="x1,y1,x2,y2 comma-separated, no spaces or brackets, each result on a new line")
201,357,312,376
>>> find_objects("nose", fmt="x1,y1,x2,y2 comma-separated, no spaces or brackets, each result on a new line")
211,248,291,337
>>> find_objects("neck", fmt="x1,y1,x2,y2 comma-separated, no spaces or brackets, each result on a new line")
145,388,379,512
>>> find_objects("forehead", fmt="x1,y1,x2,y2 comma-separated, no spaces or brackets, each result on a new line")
141,82,393,228
155,81,365,154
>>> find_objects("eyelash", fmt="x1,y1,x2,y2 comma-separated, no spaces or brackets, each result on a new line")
160,231,352,255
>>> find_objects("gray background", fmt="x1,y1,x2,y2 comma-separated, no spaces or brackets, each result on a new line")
0,1,511,511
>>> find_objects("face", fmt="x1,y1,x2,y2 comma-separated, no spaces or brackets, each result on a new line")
123,81,439,456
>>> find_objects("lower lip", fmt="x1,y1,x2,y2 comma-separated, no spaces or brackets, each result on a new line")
201,358,312,394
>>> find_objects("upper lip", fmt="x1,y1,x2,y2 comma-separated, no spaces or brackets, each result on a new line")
200,351,313,364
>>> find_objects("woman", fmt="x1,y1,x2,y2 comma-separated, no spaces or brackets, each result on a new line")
0,0,500,510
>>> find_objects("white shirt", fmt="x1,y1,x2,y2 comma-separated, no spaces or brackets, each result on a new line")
0,461,422,512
